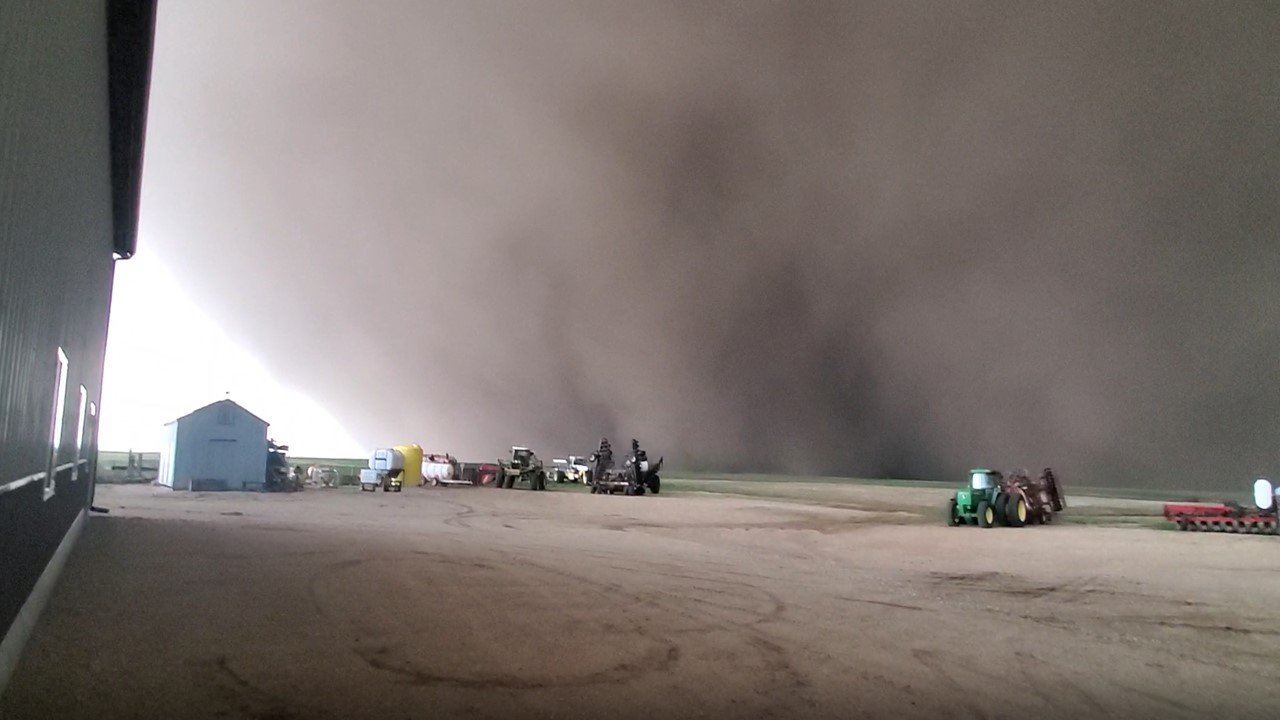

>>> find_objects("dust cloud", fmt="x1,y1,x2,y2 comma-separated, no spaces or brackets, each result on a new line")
137,1,1280,488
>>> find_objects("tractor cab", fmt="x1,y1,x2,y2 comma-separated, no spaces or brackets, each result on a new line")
970,468,1002,490
510,446,536,469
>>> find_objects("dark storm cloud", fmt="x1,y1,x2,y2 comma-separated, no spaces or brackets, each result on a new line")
139,1,1280,487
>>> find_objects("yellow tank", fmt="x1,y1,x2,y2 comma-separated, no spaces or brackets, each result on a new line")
394,444,424,487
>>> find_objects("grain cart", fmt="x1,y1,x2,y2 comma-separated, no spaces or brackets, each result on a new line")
494,446,548,490
949,468,1066,527
1162,478,1279,534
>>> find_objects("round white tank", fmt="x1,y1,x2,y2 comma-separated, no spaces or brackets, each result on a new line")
423,459,455,481
1254,478,1275,510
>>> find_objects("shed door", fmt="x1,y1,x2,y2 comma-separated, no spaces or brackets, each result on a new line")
200,439,237,490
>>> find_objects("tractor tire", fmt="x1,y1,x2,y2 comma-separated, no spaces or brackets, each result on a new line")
505,475,516,489
648,476,660,495
1005,494,1027,527
536,472,547,491
977,501,995,528
948,499,964,526
993,492,1008,526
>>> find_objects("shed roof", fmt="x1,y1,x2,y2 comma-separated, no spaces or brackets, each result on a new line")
167,399,269,427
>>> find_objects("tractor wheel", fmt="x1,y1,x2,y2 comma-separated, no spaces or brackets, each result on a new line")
536,472,547,491
977,501,995,528
948,499,963,526
430,477,440,487
1005,494,1027,527
993,492,1008,525
506,475,516,489
648,476,660,494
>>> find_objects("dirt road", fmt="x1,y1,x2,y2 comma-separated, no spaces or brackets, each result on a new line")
4,483,1279,719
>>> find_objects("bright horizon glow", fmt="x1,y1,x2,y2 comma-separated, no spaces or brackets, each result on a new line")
98,249,365,458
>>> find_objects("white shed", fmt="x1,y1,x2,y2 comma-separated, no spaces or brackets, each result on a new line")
158,400,269,491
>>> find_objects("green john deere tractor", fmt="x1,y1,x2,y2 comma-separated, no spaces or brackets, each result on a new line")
951,469,999,527
949,467,1065,528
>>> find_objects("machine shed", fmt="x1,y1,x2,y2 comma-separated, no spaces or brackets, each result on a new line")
159,400,269,491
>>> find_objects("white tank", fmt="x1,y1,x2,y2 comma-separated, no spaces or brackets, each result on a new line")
370,448,405,472
422,454,456,481
1254,478,1275,510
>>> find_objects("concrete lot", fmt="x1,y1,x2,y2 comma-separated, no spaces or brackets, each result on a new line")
3,483,1279,719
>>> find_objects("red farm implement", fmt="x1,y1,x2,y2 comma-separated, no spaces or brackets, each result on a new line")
1163,479,1279,534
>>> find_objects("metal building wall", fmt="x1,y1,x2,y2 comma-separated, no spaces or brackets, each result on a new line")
0,0,156,689
0,0,117,643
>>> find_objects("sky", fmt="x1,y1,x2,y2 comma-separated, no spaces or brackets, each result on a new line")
101,1,1280,487
99,249,364,457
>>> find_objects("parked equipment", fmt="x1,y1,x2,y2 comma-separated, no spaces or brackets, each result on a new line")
422,453,475,486
949,467,1066,527
264,439,301,492
495,446,548,490
363,447,406,492
551,456,592,484
307,465,339,488
590,439,662,496
1163,479,1279,534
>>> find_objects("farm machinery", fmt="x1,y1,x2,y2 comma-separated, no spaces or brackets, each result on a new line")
949,468,1066,528
360,445,423,492
422,453,478,487
590,438,662,496
1163,479,1279,534
263,439,302,492
551,455,592,484
494,446,548,490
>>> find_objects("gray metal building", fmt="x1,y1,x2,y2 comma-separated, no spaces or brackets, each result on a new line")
0,0,157,696
159,400,270,491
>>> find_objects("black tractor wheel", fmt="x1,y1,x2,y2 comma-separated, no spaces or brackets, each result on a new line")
536,472,547,491
648,476,660,494
977,501,995,528
993,492,1008,526
948,499,963,526
1005,494,1027,527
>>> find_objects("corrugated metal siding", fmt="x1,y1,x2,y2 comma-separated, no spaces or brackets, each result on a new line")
0,2,117,642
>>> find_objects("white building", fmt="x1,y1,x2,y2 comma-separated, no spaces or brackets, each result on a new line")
158,400,269,491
